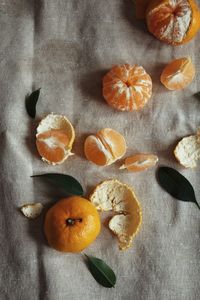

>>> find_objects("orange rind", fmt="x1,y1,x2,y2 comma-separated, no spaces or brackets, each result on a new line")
146,0,200,45
36,113,75,165
20,203,43,219
174,129,200,168
89,179,142,250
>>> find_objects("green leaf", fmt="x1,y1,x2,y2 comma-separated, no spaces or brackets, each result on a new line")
25,88,41,118
85,255,116,288
157,167,200,210
31,173,84,196
194,92,200,100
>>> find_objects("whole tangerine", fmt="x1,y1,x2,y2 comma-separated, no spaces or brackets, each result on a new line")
44,197,101,253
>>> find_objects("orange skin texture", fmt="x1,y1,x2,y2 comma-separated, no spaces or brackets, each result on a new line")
44,197,101,253
146,0,200,45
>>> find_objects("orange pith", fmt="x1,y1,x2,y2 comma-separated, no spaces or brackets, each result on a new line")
103,64,152,112
84,128,127,166
44,197,101,253
160,57,195,90
146,0,200,45
36,129,70,163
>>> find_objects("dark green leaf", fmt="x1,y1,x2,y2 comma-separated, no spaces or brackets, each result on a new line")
25,88,41,118
31,173,84,196
194,92,200,100
157,167,200,210
85,255,116,288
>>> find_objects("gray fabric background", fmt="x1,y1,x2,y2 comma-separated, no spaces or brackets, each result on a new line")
0,1,200,299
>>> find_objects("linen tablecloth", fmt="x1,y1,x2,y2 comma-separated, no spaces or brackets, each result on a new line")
0,1,200,299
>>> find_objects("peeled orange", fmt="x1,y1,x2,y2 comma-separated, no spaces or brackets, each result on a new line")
36,114,75,165
44,197,101,253
160,57,195,90
146,0,200,45
103,64,152,111
84,128,126,166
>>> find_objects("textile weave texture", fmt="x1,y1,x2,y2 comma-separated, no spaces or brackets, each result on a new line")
0,1,199,299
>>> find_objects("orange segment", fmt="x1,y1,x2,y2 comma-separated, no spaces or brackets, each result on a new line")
120,153,158,172
160,57,195,90
103,64,152,112
84,128,127,166
36,129,69,164
84,135,109,166
146,0,200,45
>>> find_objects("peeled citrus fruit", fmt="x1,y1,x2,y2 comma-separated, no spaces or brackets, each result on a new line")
90,179,142,250
36,114,75,165
146,0,200,45
103,64,152,111
84,128,127,166
174,128,200,168
160,57,195,90
120,153,158,172
44,197,101,253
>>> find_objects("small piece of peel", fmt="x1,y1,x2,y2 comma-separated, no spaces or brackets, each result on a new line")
20,203,43,219
174,129,200,168
89,179,142,250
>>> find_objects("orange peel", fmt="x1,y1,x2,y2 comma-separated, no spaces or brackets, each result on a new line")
36,113,75,165
89,179,142,250
174,129,200,168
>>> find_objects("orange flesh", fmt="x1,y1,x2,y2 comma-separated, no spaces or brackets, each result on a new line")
160,57,195,90
84,128,126,166
121,153,158,172
103,64,152,111
36,129,70,163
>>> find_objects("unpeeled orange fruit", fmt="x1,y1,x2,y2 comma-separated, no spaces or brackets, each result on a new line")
36,114,75,165
103,64,152,111
84,128,127,166
160,57,195,90
146,0,200,45
44,196,101,253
